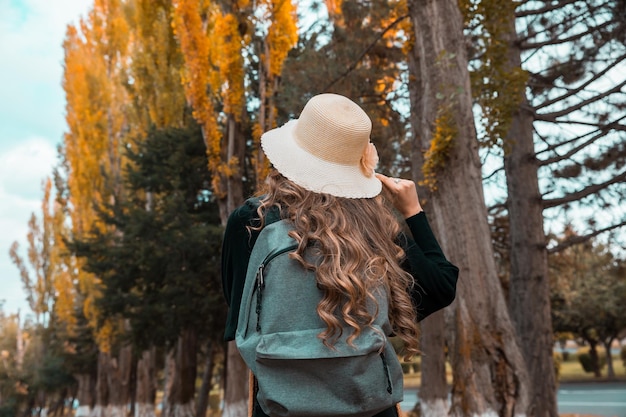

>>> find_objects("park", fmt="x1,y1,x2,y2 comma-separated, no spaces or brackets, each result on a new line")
1,0,625,416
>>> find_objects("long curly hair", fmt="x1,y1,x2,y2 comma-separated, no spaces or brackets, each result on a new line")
254,170,420,359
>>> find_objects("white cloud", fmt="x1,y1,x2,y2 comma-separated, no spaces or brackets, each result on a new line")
0,137,57,315
0,0,92,148
0,0,89,315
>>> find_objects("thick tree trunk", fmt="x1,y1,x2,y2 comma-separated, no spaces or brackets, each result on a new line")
162,329,198,417
74,373,94,417
195,343,215,417
135,348,157,417
408,0,531,415
223,342,249,417
502,9,558,417
107,344,133,417
219,117,247,417
408,32,449,417
161,350,175,415
90,351,109,417
589,341,601,378
419,311,449,416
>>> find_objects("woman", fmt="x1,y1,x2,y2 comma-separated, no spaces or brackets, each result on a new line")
222,93,459,417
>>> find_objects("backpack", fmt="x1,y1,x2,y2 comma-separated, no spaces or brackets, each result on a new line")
235,219,404,417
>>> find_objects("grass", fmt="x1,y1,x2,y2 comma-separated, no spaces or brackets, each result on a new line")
401,353,626,387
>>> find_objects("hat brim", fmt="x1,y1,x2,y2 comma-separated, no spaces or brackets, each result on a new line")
261,120,382,199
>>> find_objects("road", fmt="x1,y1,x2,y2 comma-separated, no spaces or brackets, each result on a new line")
400,382,626,417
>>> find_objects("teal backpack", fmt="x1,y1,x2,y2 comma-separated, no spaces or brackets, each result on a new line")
235,219,404,417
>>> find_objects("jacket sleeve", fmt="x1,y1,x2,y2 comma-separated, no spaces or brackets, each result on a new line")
400,211,459,321
221,200,259,341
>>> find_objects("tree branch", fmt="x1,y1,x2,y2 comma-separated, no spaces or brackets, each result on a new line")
538,115,626,166
535,80,626,122
323,14,409,92
519,19,614,50
542,170,626,209
548,220,626,254
534,54,626,111
516,0,582,18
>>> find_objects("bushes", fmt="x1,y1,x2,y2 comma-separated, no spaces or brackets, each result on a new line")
577,347,606,374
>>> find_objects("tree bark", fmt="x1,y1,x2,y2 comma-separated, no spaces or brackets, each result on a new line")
195,343,215,417
135,348,157,417
603,339,615,379
74,373,94,417
162,329,198,417
90,351,109,417
220,116,247,417
407,0,531,415
419,311,448,416
503,8,558,417
222,342,249,417
107,344,133,417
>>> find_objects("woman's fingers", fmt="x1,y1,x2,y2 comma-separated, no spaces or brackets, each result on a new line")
376,173,423,218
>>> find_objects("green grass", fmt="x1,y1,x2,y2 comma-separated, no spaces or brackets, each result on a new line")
558,354,625,382
401,354,626,387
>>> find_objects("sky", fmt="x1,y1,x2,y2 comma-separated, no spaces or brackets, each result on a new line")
0,0,91,317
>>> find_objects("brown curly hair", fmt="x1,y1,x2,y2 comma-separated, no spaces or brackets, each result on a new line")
254,170,420,359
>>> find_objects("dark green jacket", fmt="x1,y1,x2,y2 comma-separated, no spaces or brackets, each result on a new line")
220,197,459,417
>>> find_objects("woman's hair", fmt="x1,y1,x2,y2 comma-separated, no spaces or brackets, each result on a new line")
254,169,420,359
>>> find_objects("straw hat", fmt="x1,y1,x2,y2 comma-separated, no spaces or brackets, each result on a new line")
260,93,382,198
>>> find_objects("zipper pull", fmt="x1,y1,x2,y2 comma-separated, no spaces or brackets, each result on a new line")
380,351,393,394
255,263,265,332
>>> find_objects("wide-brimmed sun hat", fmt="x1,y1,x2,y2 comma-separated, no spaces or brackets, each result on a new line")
260,93,382,198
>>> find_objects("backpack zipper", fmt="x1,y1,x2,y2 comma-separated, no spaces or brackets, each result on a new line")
255,244,298,331
380,351,393,394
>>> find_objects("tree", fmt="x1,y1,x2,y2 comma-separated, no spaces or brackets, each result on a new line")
280,0,412,175
407,0,531,415
460,1,626,413
460,0,558,413
550,229,626,378
62,0,134,414
9,179,56,326
72,123,225,417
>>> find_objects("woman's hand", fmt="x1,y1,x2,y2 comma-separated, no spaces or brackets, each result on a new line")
376,173,423,219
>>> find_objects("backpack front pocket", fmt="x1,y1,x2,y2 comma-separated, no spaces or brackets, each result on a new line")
254,328,403,417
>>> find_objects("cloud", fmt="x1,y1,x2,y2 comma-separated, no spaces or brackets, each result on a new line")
0,0,90,315
0,0,92,149
0,137,57,315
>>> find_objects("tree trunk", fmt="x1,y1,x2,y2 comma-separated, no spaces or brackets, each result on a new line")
161,349,175,416
419,311,449,416
223,342,249,417
407,0,531,415
589,340,601,378
220,116,247,417
107,344,132,417
408,47,450,416
603,339,615,379
162,329,198,417
135,348,157,417
195,342,215,417
90,351,109,417
74,373,94,417
502,8,558,417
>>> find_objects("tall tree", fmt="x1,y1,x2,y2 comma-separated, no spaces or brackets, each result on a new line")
62,0,133,415
550,230,626,379
460,0,557,414
72,124,225,417
462,1,626,413
172,2,298,415
280,0,411,175
407,0,531,416
9,179,56,326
